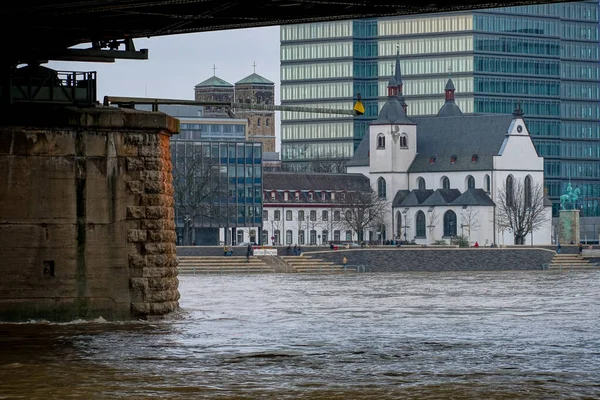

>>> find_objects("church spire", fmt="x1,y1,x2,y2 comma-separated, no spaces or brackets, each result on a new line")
444,67,456,101
436,67,463,117
393,44,408,113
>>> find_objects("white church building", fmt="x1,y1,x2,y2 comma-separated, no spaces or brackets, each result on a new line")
345,50,553,246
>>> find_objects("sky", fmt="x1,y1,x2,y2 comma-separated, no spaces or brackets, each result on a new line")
48,26,282,149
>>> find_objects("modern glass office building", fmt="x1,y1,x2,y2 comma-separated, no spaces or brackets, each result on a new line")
280,1,600,216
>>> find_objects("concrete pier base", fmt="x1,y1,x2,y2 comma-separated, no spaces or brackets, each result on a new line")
0,105,180,321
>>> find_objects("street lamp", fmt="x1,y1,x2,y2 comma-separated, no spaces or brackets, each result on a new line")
184,214,192,245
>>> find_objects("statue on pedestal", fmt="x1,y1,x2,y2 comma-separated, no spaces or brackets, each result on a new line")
559,183,580,210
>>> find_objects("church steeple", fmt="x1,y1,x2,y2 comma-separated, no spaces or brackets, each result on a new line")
436,69,463,117
393,45,408,113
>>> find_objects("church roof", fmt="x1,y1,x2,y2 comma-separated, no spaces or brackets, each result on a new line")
392,190,411,207
235,73,274,85
445,78,456,91
399,189,435,206
436,101,463,117
394,188,496,208
263,171,370,191
371,96,415,125
408,114,514,173
347,134,370,166
348,114,513,169
451,189,495,206
195,75,233,88
420,189,462,206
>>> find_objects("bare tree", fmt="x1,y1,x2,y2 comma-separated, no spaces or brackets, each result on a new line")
460,206,481,243
341,188,390,242
172,143,227,244
496,178,549,245
309,153,347,174
322,206,345,244
427,208,441,242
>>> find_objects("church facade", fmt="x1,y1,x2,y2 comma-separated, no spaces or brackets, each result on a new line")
346,50,553,246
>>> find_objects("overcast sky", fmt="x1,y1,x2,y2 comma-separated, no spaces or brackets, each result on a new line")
48,26,282,149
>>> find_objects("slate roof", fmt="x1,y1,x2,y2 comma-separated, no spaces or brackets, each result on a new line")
419,189,462,206
408,114,514,173
348,114,514,169
194,75,233,88
399,189,435,206
235,73,274,85
436,100,463,117
392,190,411,207
263,172,370,192
371,96,415,125
393,188,496,208
451,189,495,206
347,134,370,166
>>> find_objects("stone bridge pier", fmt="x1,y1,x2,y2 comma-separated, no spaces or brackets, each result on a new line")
0,105,180,321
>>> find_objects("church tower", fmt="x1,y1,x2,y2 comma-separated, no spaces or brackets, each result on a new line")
234,64,276,153
436,73,463,117
368,46,417,205
194,65,234,118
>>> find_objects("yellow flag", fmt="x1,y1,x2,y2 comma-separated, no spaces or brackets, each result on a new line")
353,100,365,115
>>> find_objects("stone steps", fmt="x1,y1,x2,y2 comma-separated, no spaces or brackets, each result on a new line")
280,255,355,273
177,256,275,274
546,254,599,270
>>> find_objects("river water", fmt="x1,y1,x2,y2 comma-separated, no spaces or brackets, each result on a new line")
1,271,600,399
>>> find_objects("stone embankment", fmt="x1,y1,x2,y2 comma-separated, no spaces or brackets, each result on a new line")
178,246,557,271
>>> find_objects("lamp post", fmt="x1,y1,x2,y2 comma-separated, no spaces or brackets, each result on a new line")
184,214,192,245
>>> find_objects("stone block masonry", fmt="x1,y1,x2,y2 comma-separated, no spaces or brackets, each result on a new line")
0,105,180,321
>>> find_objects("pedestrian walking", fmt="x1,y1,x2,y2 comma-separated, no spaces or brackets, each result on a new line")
246,243,252,262
342,256,347,268
578,242,583,255
557,243,562,254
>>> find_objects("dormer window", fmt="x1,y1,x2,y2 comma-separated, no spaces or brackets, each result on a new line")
321,191,327,201
284,192,289,201
331,192,336,201
377,133,385,149
308,192,314,202
430,156,436,164
471,154,479,162
270,191,276,201
295,192,300,202
450,155,457,163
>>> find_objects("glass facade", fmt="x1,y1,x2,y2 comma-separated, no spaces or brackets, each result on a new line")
279,0,600,216
170,140,263,241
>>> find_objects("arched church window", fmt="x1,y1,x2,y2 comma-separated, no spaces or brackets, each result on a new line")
441,176,450,189
484,174,491,193
416,211,426,238
399,134,408,148
443,210,457,237
466,175,475,190
506,175,514,207
525,175,532,207
377,133,385,149
396,211,402,238
377,177,387,198
417,177,426,190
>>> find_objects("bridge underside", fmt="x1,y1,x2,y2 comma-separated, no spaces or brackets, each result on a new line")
4,0,572,67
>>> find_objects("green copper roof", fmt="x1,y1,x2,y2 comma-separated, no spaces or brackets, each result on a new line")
235,73,274,85
195,75,233,88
